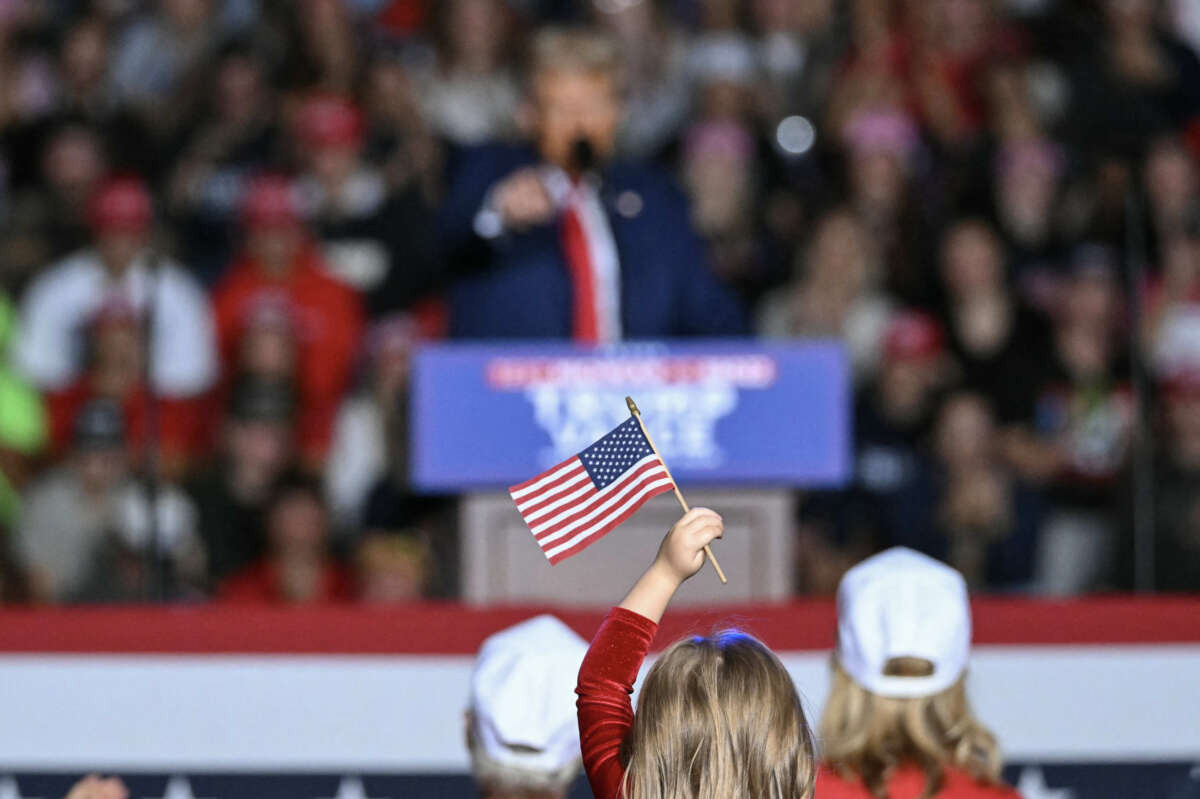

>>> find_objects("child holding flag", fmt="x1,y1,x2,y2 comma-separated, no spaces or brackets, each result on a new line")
575,507,817,799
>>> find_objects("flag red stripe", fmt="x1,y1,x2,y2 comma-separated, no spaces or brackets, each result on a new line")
513,464,590,515
532,460,664,542
547,479,674,564
530,458,667,537
542,475,673,558
517,469,593,519
508,456,580,494
533,459,667,543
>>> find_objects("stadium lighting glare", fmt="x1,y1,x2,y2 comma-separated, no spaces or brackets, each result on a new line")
776,115,816,156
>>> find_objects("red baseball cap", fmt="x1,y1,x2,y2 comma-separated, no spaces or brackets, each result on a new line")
242,174,303,230
88,176,152,234
884,311,944,362
295,94,364,150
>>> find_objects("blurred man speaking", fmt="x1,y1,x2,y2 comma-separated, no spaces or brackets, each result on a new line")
441,28,745,340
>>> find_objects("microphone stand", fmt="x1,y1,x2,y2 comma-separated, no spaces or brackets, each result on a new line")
141,248,165,602
1125,180,1156,593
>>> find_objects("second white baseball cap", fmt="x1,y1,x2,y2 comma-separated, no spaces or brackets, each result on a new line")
468,615,588,778
835,548,972,699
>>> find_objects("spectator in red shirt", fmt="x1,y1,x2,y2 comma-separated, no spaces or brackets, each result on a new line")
46,297,204,477
817,548,1020,799
220,470,351,603
212,174,364,465
14,175,217,440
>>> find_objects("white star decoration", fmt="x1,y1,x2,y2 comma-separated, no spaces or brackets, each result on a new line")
0,775,398,799
1015,767,1075,799
0,777,41,799
319,777,389,799
144,777,215,799
581,422,652,487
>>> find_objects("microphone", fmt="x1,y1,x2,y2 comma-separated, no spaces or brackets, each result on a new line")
570,137,597,176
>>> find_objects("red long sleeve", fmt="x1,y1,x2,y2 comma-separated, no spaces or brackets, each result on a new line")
577,607,658,799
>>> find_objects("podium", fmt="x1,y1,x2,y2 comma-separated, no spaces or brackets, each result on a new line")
411,340,849,605
460,489,794,605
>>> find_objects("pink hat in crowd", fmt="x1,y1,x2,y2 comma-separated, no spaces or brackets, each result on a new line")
295,94,364,151
844,109,919,166
88,176,152,234
683,120,755,163
242,174,303,230
995,137,1064,181
367,313,420,362
884,311,944,362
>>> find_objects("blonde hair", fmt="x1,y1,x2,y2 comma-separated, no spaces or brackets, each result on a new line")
529,27,620,79
819,658,1003,799
621,630,816,799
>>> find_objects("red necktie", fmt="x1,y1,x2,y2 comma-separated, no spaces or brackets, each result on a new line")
560,200,600,343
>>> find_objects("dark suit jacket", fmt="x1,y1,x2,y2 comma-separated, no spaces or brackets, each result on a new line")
440,144,746,339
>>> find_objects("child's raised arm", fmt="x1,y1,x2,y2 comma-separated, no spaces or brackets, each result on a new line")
576,508,724,799
619,507,724,623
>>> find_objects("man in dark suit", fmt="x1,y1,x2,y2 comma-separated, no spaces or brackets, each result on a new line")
440,28,746,340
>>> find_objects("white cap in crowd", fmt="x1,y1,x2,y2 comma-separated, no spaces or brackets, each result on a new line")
467,615,588,790
835,547,972,699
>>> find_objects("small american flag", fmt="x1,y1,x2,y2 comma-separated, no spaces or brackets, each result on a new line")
510,416,674,564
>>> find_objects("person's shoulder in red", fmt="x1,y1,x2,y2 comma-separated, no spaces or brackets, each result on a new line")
817,764,1022,799
211,253,265,305
288,248,365,346
212,248,361,330
218,560,279,603
289,247,357,295
218,559,354,604
46,380,91,456
210,254,268,354
286,247,364,406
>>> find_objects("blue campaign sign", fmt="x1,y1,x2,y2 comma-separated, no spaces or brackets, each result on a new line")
410,340,851,491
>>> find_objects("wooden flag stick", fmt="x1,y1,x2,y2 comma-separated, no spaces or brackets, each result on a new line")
626,396,727,584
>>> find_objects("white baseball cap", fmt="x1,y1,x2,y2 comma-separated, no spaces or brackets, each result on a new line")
468,615,588,780
835,548,972,699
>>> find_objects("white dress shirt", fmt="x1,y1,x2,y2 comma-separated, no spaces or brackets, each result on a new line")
14,249,217,396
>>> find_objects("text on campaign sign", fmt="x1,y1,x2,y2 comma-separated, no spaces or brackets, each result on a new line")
410,340,850,491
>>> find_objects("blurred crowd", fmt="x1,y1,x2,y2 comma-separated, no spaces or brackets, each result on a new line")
1,0,1200,605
